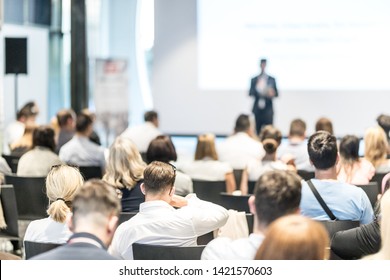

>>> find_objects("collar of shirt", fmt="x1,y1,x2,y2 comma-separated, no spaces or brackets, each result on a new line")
68,232,107,249
139,200,175,213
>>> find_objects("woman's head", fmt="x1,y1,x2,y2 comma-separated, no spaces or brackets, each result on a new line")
103,137,146,189
255,214,330,260
339,135,360,162
46,165,84,223
364,126,388,167
259,125,282,154
195,133,218,160
146,135,177,164
32,125,56,152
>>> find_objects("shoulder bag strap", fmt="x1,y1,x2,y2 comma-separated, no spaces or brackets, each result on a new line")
306,179,337,220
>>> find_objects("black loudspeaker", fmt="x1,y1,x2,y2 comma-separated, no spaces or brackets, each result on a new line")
5,37,27,74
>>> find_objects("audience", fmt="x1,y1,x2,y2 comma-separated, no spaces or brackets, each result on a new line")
55,108,76,153
364,126,390,173
255,215,329,260
10,123,37,157
31,179,121,260
109,161,228,260
336,134,375,185
146,135,193,196
103,137,146,212
121,110,162,153
59,112,106,169
300,131,374,224
217,114,265,169
24,165,84,243
315,117,334,135
179,133,236,193
17,126,63,177
201,170,302,260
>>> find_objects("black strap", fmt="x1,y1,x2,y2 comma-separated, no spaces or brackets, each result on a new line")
306,180,337,220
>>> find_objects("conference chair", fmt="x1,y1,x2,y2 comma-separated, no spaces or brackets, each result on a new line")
132,243,206,260
78,166,103,180
0,185,21,246
192,180,226,205
356,182,379,209
118,212,138,225
370,172,387,191
233,169,244,189
24,241,62,260
297,170,315,181
220,192,250,213
4,175,48,220
2,154,20,174
248,180,256,194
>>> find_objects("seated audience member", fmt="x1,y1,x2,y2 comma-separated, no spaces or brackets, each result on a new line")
331,173,390,259
300,131,374,224
364,126,390,173
255,215,329,260
217,114,265,169
3,101,39,155
59,112,106,169
146,135,193,196
32,179,121,260
179,133,236,193
10,123,37,157
103,137,146,212
109,161,229,260
24,165,84,243
362,189,390,260
17,126,63,177
277,118,313,171
121,110,162,153
315,117,334,135
247,125,295,182
82,108,101,146
337,134,375,185
201,170,302,260
55,108,76,153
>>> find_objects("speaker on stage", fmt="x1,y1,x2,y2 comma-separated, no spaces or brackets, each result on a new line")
5,37,28,74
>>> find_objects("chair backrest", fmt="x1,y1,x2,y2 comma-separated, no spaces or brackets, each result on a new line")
233,169,244,189
319,220,360,239
220,192,250,213
0,185,19,239
24,241,62,260
192,180,226,205
356,182,379,209
4,175,48,220
370,172,387,191
246,213,254,234
118,212,138,225
132,243,206,260
78,166,103,180
248,181,256,194
2,154,20,174
297,170,315,181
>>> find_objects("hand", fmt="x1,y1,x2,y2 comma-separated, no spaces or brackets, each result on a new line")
267,88,276,98
170,195,188,208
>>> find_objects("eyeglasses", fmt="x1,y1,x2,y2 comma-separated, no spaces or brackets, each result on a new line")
51,164,80,170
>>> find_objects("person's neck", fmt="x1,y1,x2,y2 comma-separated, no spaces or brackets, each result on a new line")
315,166,338,180
145,192,171,204
76,132,89,138
263,153,276,161
253,218,267,236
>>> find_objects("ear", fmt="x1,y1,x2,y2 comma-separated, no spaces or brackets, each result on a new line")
248,195,256,215
107,215,119,234
66,213,74,232
140,183,146,195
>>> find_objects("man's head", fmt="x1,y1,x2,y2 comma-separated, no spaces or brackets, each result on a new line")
315,117,334,135
17,101,39,124
234,114,251,134
260,58,267,72
308,131,338,170
144,110,159,127
76,112,93,136
289,119,306,139
57,109,76,131
141,161,176,199
69,179,121,247
249,170,302,230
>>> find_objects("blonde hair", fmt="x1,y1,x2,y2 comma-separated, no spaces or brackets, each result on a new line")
46,165,84,223
364,126,388,167
255,215,330,260
103,137,146,190
195,133,218,160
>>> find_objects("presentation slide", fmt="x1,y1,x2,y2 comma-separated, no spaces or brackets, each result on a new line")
198,0,390,91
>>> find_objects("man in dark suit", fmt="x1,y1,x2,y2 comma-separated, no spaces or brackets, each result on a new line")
32,180,121,260
249,58,278,134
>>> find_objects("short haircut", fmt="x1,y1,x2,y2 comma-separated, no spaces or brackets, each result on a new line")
315,117,334,135
195,133,218,160
57,109,76,127
289,119,306,137
146,135,177,164
339,135,360,162
254,170,302,227
72,180,121,228
260,58,267,64
308,131,338,170
32,125,56,152
17,101,39,119
76,112,93,133
259,125,282,154
143,161,176,194
144,110,158,122
234,114,250,133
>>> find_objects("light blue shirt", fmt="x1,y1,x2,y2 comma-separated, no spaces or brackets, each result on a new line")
300,179,374,224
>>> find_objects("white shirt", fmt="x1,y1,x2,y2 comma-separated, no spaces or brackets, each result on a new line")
109,196,229,259
247,159,288,181
217,132,265,169
23,216,72,244
3,121,25,155
59,135,106,168
178,159,233,181
120,122,161,153
201,233,264,260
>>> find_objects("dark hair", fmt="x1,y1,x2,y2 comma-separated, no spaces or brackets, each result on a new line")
146,135,177,164
254,170,302,227
308,131,338,170
234,114,250,133
16,101,39,119
57,109,76,127
76,113,93,133
339,135,360,162
260,58,267,64
315,117,334,135
289,119,306,137
259,125,282,154
144,111,158,122
143,161,176,194
32,126,56,152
